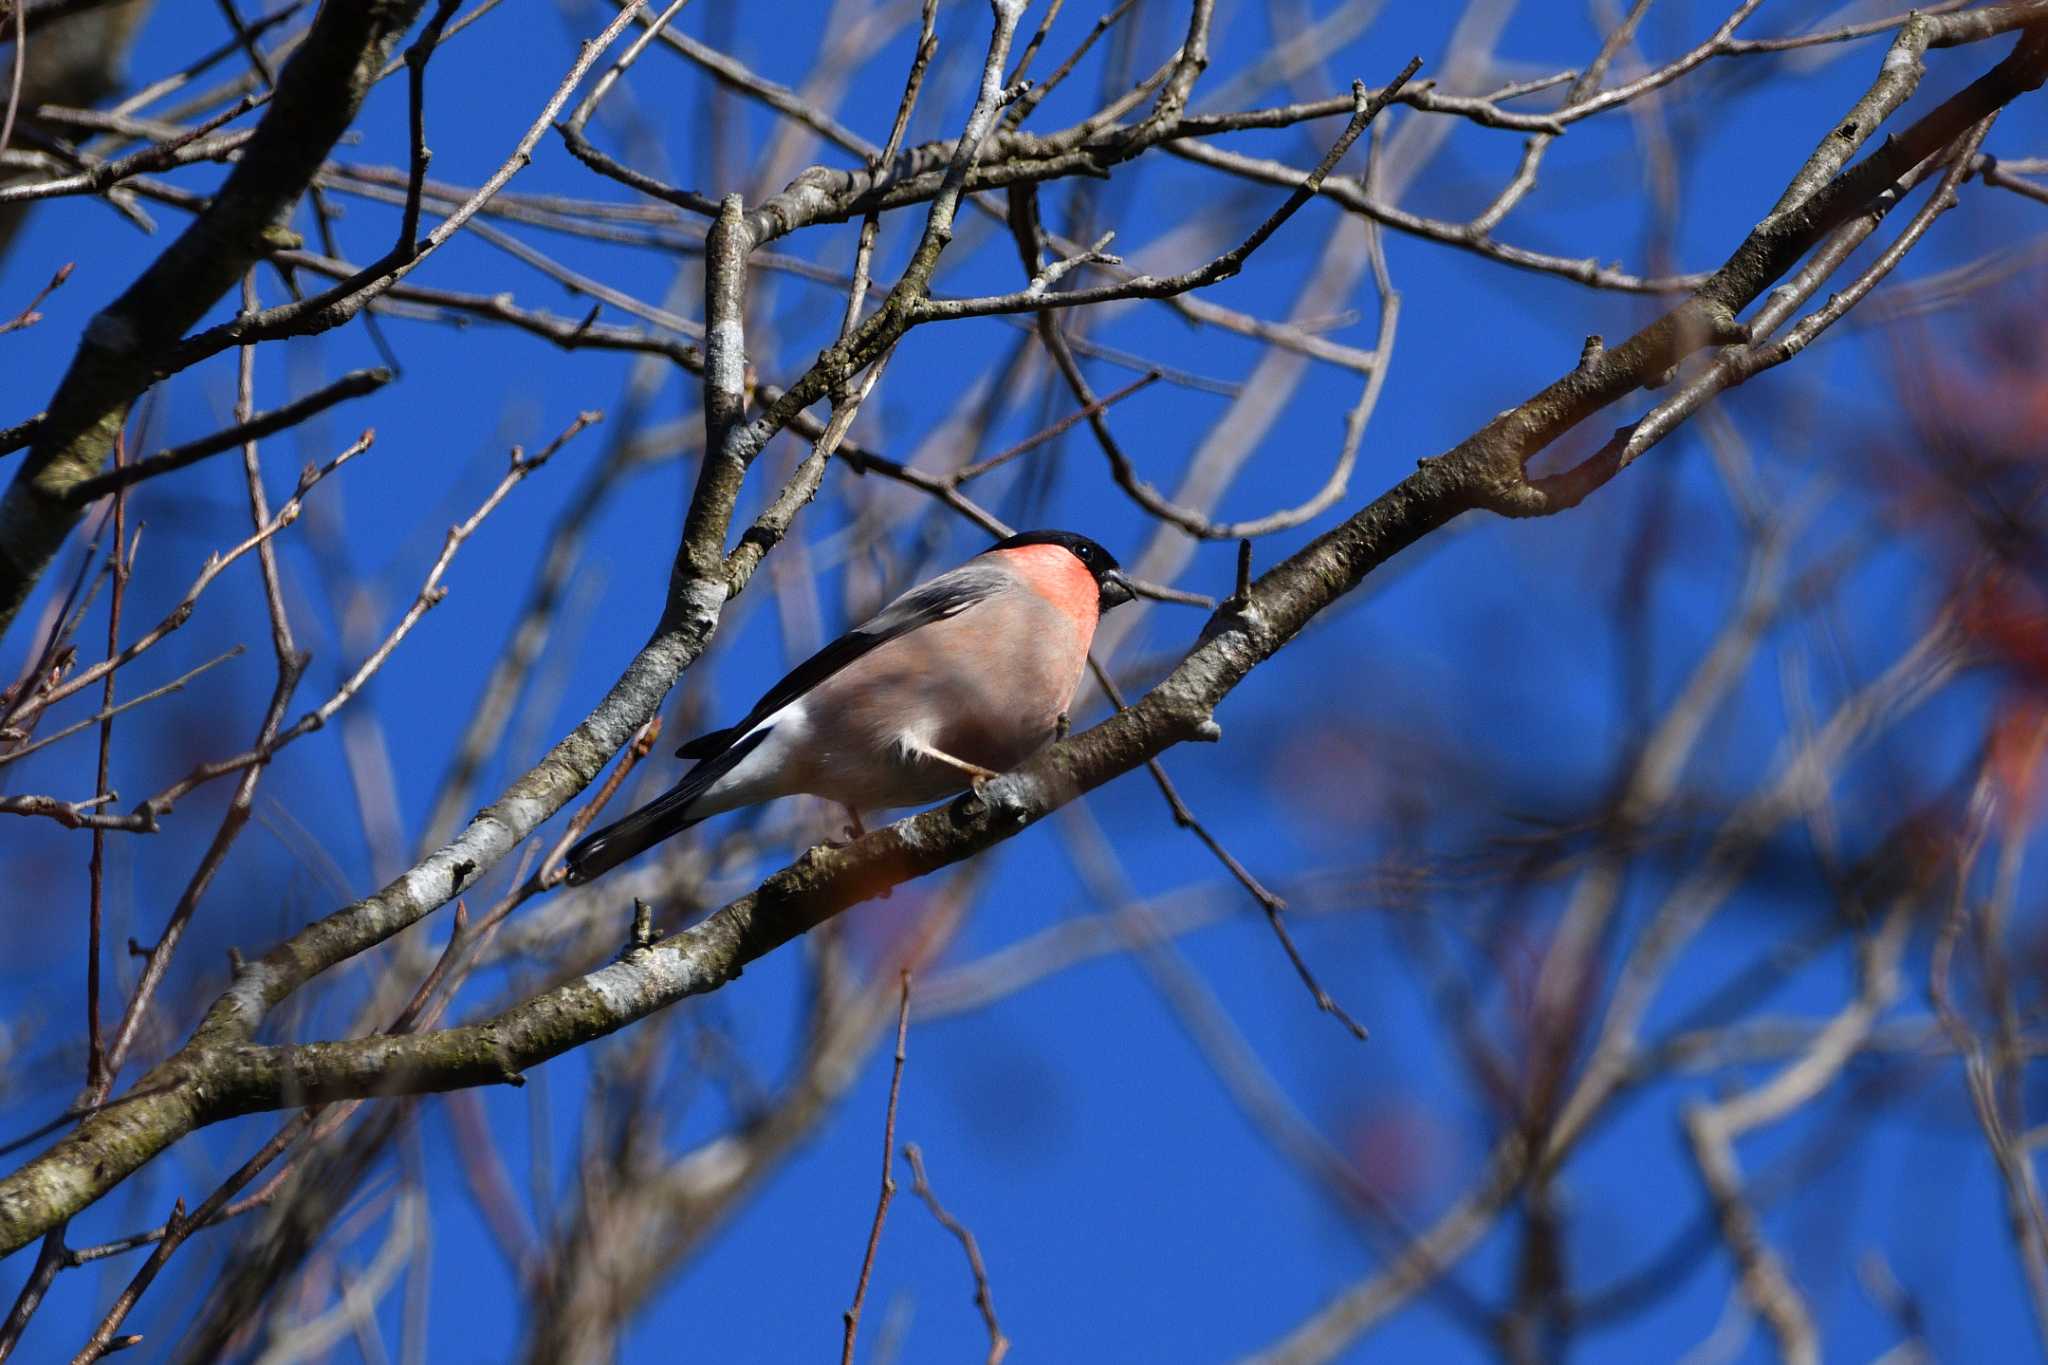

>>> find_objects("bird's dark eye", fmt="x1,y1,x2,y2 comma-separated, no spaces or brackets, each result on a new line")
1077,546,1095,563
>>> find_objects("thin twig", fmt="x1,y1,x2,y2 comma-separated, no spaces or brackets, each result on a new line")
950,369,1158,485
903,1143,1008,1365
84,428,128,1089
164,4,649,368
4,432,371,734
842,970,912,1365
133,413,601,821
1086,656,1368,1040
0,261,72,335
65,367,391,504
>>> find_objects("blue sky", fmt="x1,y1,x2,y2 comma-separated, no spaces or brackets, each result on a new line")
4,1,2047,1360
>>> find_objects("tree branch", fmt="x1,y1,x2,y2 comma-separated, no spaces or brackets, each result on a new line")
0,0,433,638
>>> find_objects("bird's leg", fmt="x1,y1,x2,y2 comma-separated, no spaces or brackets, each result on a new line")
906,740,1001,783
1055,710,1070,741
903,737,1003,799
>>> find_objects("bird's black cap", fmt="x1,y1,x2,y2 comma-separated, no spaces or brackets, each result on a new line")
987,529,1121,579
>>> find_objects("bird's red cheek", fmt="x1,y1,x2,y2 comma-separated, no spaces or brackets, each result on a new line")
994,544,1100,634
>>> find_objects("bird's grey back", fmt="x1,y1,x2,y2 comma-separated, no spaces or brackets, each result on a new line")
674,559,1015,764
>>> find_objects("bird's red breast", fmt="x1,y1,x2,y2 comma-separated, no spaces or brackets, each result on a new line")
989,542,1101,637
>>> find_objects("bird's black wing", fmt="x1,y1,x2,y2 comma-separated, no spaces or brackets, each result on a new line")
675,562,1009,760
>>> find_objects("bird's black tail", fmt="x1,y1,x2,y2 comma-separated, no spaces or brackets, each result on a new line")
563,727,771,885
563,783,708,885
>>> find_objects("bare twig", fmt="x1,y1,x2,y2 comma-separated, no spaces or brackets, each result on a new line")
83,427,127,1089
0,261,71,335
132,412,601,821
164,4,649,370
65,367,391,504
842,971,912,1365
4,432,373,736
903,1143,1007,1365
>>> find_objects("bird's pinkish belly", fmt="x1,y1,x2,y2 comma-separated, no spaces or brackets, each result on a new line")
794,590,1086,810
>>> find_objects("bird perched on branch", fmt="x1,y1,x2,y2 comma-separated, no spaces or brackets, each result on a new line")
564,530,1134,884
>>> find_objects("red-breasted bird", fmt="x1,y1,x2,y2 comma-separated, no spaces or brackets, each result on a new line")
564,530,1134,884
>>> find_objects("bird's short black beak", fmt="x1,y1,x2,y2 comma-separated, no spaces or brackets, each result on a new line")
1098,569,1135,610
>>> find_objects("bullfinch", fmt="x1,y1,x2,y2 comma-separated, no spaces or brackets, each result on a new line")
564,530,1134,884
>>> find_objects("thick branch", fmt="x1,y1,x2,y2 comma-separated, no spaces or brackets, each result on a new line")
0,0,431,639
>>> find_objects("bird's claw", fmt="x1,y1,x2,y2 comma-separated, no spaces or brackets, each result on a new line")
822,805,867,848
966,759,1005,805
